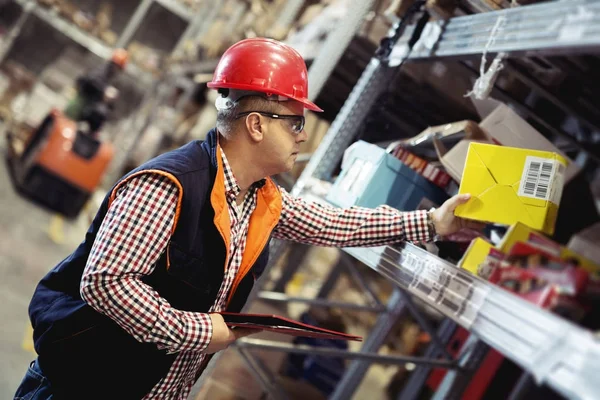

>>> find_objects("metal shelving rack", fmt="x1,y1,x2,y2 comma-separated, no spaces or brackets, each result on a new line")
0,0,215,86
228,1,600,400
0,0,243,185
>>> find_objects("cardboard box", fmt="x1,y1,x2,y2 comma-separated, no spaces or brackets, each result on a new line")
430,120,495,182
392,147,452,190
479,103,580,183
567,222,600,267
424,103,580,185
459,237,494,275
455,143,567,235
500,222,600,273
327,141,449,211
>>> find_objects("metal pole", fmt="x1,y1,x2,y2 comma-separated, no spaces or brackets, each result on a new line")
271,0,305,36
294,58,398,188
237,339,459,368
307,0,376,101
222,1,247,39
236,347,291,400
171,1,211,58
432,335,490,400
257,291,385,313
314,257,345,299
193,1,226,44
115,0,154,49
0,0,34,65
340,253,383,307
397,291,453,360
397,319,458,400
271,243,309,293
329,288,407,400
507,372,535,400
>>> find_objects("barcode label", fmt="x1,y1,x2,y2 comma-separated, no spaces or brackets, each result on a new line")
518,157,556,201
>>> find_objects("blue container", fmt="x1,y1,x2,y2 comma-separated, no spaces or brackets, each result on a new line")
326,141,449,210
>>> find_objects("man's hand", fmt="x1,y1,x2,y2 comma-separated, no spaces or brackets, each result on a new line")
432,194,486,238
204,313,262,354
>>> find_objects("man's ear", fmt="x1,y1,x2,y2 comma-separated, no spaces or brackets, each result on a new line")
245,113,264,143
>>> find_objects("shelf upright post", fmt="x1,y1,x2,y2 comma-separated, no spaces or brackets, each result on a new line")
306,0,376,102
397,319,458,400
329,288,407,400
171,1,211,59
115,0,154,49
293,2,426,190
432,335,490,400
0,0,35,65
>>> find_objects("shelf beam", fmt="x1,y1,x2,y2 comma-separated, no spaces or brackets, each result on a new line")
391,0,600,61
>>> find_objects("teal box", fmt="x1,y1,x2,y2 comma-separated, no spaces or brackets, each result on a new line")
326,141,449,210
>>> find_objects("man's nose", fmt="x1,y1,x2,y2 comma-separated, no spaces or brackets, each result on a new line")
296,129,308,143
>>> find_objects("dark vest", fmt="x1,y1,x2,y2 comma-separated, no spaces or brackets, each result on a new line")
27,129,282,399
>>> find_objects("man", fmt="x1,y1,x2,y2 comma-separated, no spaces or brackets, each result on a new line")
15,38,481,399
64,49,128,123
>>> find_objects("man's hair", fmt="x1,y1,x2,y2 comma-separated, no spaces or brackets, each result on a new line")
216,95,281,137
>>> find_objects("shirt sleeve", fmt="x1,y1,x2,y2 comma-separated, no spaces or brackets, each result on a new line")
80,173,213,354
272,187,432,246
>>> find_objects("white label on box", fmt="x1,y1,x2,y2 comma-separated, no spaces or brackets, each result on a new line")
518,156,557,201
340,159,372,197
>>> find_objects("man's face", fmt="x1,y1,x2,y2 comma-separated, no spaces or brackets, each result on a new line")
258,100,308,175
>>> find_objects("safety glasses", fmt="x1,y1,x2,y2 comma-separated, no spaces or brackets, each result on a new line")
234,111,305,135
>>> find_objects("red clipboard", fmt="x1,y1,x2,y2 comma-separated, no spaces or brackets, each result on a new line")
219,312,363,342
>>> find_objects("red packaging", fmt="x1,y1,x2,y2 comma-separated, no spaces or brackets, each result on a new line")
507,242,589,296
390,147,452,190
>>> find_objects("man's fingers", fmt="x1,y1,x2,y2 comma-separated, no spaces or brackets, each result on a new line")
446,193,472,211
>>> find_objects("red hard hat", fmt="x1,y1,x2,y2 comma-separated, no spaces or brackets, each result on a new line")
208,38,323,112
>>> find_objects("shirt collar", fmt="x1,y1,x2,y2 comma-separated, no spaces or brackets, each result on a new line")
219,147,266,199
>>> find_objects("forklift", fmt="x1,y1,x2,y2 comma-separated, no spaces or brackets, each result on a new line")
5,49,127,218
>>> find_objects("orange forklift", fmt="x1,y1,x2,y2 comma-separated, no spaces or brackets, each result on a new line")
5,50,127,218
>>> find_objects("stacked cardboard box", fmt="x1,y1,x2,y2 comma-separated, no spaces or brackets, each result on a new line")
460,222,600,320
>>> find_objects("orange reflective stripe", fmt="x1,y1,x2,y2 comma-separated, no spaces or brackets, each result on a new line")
226,178,282,307
108,169,183,269
210,144,231,272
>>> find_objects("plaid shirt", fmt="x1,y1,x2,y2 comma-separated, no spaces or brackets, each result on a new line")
81,147,431,399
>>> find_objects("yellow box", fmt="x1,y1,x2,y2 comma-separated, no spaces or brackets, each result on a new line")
499,222,600,274
455,143,567,235
458,237,494,275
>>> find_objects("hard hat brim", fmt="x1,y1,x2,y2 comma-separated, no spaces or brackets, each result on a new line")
208,82,323,112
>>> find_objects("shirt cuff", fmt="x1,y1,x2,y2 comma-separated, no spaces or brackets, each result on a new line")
196,313,213,353
403,209,433,243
